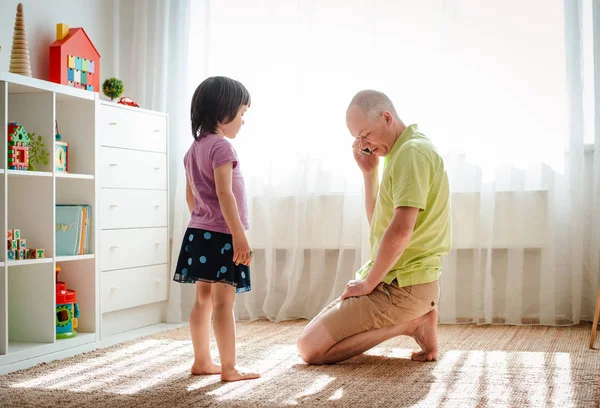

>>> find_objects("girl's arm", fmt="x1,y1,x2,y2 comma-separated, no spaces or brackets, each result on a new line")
186,177,195,214
214,162,251,266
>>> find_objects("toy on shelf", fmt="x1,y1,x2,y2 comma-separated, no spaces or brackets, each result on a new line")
55,120,69,172
27,132,49,171
117,96,139,108
49,23,100,92
55,266,80,339
7,122,29,170
9,3,32,77
7,229,44,260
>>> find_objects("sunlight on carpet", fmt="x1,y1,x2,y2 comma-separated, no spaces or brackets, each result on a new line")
0,321,598,407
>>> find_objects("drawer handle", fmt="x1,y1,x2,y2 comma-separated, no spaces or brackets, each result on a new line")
109,163,119,167
153,129,161,133
109,122,118,126
155,278,164,283
153,167,161,171
109,204,119,208
110,286,120,291
110,245,120,250
154,241,163,245
154,204,161,208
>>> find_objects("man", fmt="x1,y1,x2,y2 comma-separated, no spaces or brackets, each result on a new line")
297,90,451,365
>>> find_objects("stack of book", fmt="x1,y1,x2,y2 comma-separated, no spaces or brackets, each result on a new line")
56,205,91,256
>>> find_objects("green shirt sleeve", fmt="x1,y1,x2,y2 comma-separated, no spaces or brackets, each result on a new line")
390,146,431,211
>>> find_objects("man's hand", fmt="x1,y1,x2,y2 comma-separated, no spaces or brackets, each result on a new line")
341,279,376,300
353,139,379,173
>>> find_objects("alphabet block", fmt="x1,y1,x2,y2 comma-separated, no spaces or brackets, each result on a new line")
17,239,26,249
13,229,20,239
7,250,15,260
15,249,25,260
7,230,13,240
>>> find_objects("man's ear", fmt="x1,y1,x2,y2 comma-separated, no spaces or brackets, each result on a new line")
382,111,393,125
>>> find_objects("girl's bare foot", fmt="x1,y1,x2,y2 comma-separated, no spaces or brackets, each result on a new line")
191,361,221,375
410,309,439,362
221,367,260,382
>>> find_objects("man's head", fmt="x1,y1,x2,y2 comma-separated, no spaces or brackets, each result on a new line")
346,90,405,156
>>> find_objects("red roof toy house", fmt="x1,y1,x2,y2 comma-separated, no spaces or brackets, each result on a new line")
49,24,100,92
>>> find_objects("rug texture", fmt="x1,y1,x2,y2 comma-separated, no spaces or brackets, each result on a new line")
0,321,599,407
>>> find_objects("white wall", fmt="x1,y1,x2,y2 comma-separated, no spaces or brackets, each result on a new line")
0,0,115,82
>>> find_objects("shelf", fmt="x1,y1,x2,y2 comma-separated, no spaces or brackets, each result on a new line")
7,170,52,178
7,341,49,355
7,258,53,267
56,254,95,262
0,71,96,102
5,333,96,364
56,173,95,180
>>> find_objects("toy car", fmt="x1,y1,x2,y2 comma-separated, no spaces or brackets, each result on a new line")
117,96,139,108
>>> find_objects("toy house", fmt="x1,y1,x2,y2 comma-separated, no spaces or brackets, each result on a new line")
49,24,100,92
7,122,29,170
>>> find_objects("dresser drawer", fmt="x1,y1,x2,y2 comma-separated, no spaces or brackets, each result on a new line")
99,104,167,153
101,264,169,313
100,189,167,229
99,147,167,190
100,227,168,271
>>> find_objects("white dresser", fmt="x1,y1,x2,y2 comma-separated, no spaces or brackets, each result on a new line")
97,102,170,337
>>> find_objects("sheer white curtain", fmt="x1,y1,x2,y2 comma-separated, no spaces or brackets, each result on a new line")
114,0,191,322
180,0,599,325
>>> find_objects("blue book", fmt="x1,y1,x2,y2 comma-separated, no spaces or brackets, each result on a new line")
56,205,90,256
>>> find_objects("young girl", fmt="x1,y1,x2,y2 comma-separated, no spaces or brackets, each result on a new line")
173,76,259,382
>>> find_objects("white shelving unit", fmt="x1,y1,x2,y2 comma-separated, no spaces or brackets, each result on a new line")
0,72,171,374
0,72,98,363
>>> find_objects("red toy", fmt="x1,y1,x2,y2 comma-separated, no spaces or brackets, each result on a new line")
117,97,139,108
49,24,100,92
7,123,29,170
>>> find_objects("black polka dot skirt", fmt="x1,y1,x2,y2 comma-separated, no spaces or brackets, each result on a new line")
172,227,251,294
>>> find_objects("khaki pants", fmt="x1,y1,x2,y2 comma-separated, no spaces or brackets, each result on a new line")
320,280,440,342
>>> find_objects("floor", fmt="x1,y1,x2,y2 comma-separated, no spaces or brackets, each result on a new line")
0,320,598,407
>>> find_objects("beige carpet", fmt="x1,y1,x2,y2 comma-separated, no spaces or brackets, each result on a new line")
0,321,599,407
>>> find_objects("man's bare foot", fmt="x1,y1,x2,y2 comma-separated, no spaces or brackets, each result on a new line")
410,309,439,362
191,361,221,375
221,367,260,382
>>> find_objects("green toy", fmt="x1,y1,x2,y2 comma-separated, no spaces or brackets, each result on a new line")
27,132,49,171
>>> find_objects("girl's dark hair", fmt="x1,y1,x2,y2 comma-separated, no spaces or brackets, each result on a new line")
190,76,251,140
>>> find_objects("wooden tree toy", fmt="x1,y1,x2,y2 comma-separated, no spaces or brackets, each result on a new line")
9,3,32,77
7,123,29,170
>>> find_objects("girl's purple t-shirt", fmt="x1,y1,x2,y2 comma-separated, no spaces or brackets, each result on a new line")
184,134,249,234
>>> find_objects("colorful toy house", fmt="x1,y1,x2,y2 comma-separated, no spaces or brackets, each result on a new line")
7,122,29,170
49,24,100,92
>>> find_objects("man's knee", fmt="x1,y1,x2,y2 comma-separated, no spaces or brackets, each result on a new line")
297,339,324,365
297,332,327,365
